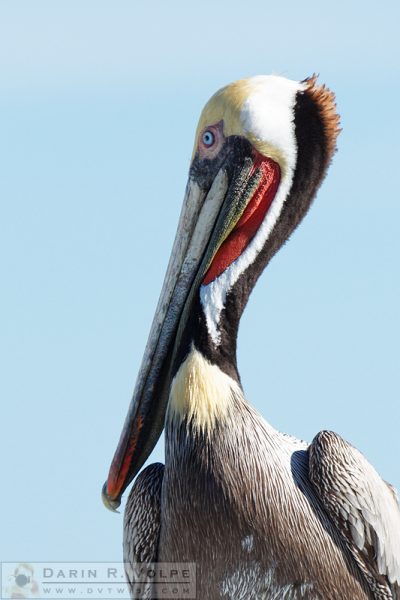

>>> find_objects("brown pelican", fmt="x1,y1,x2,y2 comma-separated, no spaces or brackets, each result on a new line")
102,75,400,599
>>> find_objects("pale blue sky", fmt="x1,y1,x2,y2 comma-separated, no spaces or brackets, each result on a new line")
1,1,399,563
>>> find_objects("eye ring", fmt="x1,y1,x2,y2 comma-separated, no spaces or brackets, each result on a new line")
202,130,215,147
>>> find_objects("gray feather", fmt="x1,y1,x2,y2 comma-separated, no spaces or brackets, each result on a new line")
309,431,400,599
123,463,164,598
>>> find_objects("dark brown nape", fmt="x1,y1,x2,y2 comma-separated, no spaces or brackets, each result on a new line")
303,74,342,167
198,76,342,377
179,77,342,381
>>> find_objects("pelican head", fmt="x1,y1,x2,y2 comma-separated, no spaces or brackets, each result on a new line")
102,74,340,510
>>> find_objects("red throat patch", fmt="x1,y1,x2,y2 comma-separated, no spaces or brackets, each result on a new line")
202,155,281,286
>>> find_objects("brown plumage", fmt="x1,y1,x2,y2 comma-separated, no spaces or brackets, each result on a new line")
304,74,341,164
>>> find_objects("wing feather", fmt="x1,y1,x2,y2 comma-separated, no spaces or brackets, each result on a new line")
309,431,400,599
123,463,164,598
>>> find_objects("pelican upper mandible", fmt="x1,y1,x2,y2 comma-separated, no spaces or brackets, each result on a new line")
102,75,400,600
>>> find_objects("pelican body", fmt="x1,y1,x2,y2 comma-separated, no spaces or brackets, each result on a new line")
103,75,400,599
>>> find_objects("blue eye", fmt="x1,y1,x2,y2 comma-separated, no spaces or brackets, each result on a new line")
202,130,215,147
